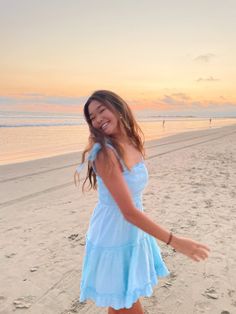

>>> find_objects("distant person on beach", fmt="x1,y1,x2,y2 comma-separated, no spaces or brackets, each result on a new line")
162,119,165,127
209,118,212,124
74,90,210,314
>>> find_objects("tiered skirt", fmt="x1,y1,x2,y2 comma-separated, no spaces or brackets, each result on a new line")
79,234,169,310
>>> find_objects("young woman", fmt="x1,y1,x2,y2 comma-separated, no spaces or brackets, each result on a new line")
75,90,210,314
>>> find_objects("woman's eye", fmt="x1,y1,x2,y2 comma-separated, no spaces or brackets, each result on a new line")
90,108,105,122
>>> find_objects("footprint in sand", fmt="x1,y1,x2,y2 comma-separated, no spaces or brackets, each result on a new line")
61,299,87,313
7,226,21,231
161,271,177,289
13,296,36,309
194,300,211,313
204,199,213,208
5,252,16,258
228,289,235,297
148,190,156,195
68,234,85,246
202,287,219,299
23,227,32,232
187,219,197,227
221,184,228,188
68,233,79,240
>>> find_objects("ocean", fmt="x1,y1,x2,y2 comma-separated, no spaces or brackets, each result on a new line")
1,112,235,165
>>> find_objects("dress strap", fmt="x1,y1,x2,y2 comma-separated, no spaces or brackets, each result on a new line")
76,142,126,175
105,143,126,171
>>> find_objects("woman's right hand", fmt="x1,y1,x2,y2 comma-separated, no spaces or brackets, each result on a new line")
170,235,210,262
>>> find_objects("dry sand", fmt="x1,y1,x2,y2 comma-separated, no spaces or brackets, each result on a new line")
0,124,236,314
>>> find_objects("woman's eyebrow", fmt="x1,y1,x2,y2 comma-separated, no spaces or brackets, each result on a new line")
89,105,103,117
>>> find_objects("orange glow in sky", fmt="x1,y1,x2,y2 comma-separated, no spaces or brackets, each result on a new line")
0,1,235,117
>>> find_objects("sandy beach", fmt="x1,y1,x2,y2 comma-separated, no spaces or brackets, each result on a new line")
0,124,236,314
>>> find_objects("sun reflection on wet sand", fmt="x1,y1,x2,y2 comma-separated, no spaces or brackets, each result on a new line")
1,118,236,165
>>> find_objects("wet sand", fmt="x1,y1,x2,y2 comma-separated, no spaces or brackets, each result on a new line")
1,117,236,165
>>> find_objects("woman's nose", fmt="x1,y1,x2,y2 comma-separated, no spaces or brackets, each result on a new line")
96,115,103,125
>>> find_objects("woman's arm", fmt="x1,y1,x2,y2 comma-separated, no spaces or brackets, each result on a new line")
95,148,210,262
127,211,209,261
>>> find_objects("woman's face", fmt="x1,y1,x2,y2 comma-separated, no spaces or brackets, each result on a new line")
88,100,120,136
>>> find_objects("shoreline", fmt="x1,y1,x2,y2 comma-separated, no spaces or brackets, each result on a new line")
1,119,236,166
1,123,235,170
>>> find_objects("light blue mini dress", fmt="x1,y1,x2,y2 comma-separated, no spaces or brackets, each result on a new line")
77,142,169,310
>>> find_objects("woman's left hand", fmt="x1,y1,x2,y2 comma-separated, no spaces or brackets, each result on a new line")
170,235,210,262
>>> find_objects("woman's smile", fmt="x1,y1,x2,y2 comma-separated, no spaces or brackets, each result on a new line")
100,121,110,131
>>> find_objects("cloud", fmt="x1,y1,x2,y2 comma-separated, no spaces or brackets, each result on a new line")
21,92,46,97
219,95,226,100
1,92,235,117
169,93,190,100
129,93,194,111
0,93,91,114
196,76,220,82
160,93,191,107
194,53,215,63
129,93,236,117
0,94,88,106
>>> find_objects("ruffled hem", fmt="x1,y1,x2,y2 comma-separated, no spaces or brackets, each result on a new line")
79,270,168,310
79,235,169,309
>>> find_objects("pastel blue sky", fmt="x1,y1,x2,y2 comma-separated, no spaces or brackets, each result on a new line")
0,0,236,116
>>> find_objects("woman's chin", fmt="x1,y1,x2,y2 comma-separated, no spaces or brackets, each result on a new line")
101,125,119,137
103,126,114,135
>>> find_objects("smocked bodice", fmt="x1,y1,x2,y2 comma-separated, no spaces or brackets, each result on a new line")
96,160,149,207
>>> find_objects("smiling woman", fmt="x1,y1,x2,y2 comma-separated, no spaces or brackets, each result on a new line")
74,90,210,313
76,90,146,188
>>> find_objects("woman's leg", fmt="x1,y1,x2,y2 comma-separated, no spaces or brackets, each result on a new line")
108,299,144,314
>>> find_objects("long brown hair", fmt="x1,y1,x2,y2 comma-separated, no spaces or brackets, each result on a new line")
74,90,145,192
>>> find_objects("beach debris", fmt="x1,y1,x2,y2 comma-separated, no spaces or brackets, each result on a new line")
161,281,172,289
30,266,39,272
13,296,35,309
203,287,219,299
68,233,79,240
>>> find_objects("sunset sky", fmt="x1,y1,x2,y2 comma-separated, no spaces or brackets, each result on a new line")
0,0,236,117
